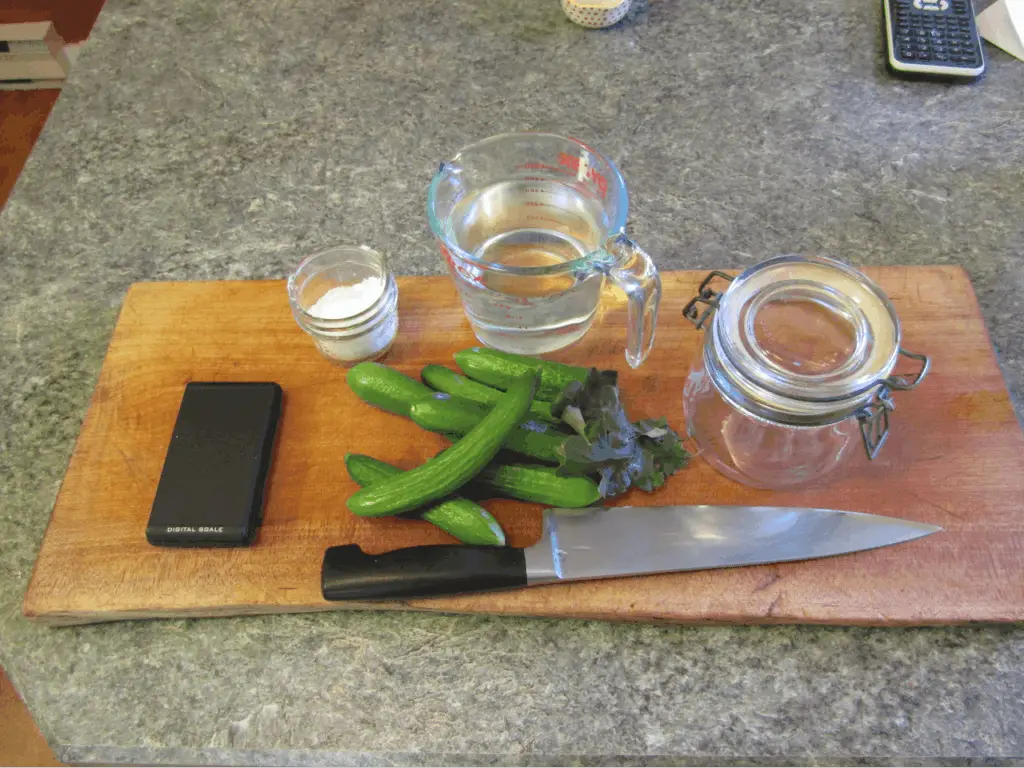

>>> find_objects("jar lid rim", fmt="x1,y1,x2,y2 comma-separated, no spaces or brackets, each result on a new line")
710,255,901,420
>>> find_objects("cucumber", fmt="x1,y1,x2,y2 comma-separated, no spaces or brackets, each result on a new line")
346,362,433,417
410,393,564,464
476,464,601,508
454,347,590,401
345,454,505,546
421,364,558,423
346,372,539,517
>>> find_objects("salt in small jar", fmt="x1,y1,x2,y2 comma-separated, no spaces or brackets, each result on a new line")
287,245,399,366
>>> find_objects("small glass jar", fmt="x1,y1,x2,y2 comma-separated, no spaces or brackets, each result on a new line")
287,245,399,366
682,255,930,489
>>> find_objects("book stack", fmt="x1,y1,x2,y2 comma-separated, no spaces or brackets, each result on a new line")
0,21,70,90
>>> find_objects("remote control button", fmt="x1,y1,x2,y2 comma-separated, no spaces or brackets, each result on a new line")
902,50,917,58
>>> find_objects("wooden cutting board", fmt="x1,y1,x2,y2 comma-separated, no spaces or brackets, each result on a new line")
22,268,1024,626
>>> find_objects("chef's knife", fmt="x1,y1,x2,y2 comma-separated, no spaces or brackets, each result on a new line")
321,505,941,601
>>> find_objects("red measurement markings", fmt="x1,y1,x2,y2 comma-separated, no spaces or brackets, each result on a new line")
440,242,484,287
516,162,567,173
557,152,608,198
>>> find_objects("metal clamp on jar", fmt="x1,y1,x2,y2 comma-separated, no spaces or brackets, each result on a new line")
681,255,930,489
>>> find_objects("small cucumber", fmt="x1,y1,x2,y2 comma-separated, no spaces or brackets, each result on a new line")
345,454,505,546
454,347,590,401
410,393,564,464
346,372,538,516
476,464,601,508
421,364,558,422
346,362,433,417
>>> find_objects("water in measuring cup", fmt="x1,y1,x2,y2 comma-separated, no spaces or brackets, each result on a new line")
446,179,608,355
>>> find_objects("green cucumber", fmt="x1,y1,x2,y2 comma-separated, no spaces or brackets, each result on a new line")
346,372,538,517
454,347,590,401
476,464,601,508
421,364,557,422
346,362,433,417
345,454,505,546
410,393,564,464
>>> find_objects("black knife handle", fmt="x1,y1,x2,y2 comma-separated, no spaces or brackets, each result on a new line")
321,544,528,601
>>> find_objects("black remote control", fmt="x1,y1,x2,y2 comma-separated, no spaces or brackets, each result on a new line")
884,0,986,79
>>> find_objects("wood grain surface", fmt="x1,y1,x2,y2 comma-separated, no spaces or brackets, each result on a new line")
22,268,1024,626
0,0,106,209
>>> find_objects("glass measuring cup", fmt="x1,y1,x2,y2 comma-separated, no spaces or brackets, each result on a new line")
427,133,661,367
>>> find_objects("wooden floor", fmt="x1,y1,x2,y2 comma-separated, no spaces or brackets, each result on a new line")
0,667,60,766
0,0,104,208
1,4,106,763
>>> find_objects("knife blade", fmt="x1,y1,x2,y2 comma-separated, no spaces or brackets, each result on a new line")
321,505,941,601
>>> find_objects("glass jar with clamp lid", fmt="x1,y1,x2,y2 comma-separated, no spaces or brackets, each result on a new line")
682,255,930,489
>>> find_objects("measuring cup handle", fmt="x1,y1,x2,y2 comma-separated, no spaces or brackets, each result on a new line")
602,233,662,368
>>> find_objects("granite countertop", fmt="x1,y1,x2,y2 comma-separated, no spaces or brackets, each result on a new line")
1,0,1023,764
